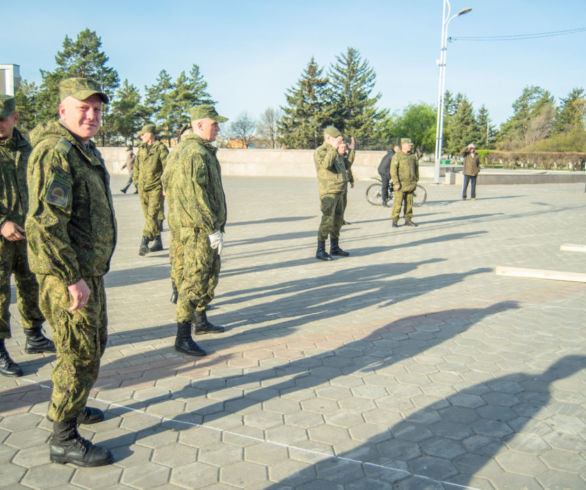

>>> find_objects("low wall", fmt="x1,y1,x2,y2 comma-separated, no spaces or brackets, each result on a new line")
98,147,585,185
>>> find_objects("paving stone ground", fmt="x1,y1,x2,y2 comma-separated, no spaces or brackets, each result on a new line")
0,175,585,489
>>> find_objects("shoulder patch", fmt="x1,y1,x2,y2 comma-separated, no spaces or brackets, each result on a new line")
44,168,72,209
54,138,72,156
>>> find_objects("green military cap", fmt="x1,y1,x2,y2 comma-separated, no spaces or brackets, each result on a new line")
59,77,109,104
0,96,16,118
324,126,342,138
189,105,228,123
139,123,157,135
401,138,413,145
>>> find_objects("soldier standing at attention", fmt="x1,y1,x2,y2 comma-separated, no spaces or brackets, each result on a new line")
0,96,55,377
133,123,168,255
314,126,350,261
390,138,419,227
462,143,480,200
165,105,227,357
26,78,116,466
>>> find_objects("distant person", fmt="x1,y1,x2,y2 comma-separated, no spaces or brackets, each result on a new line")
120,146,136,193
314,126,350,260
340,136,355,225
133,123,168,255
377,139,400,207
462,143,480,200
0,95,55,377
390,138,419,227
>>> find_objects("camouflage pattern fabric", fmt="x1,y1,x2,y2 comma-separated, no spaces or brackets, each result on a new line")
26,121,117,283
390,150,419,222
39,275,107,422
164,133,226,322
318,194,344,241
133,140,168,239
342,149,355,215
26,120,116,422
314,143,348,197
0,128,44,337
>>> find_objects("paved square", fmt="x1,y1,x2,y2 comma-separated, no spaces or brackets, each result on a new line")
1,175,585,489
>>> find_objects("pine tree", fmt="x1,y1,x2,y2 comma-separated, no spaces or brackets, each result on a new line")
328,47,385,148
109,80,142,145
37,29,119,124
445,97,481,155
14,80,40,134
476,106,495,149
553,88,585,134
278,58,332,149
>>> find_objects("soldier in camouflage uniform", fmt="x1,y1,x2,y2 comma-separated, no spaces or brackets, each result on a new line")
314,126,351,261
165,105,228,357
133,123,168,255
390,138,419,227
0,96,55,377
339,136,356,225
26,78,116,467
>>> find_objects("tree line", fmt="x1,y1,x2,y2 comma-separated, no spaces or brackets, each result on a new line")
14,29,586,155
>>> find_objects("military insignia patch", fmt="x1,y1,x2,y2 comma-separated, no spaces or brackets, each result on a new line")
44,171,72,209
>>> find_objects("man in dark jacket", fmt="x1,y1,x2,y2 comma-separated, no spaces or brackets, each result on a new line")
462,143,480,200
377,140,400,206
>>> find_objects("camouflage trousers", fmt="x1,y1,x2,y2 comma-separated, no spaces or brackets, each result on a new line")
38,275,107,423
0,239,44,338
169,225,182,288
318,193,344,241
391,189,414,222
176,228,221,323
138,186,163,240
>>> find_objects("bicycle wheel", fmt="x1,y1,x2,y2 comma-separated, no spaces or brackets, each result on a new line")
366,183,383,206
413,184,427,207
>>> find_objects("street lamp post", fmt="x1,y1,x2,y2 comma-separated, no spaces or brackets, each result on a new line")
433,0,472,184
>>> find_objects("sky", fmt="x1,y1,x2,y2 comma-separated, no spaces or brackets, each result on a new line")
3,0,586,127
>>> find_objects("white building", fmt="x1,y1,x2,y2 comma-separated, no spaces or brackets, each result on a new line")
0,64,21,96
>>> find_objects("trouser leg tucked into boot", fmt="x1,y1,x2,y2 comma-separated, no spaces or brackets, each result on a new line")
330,237,349,257
138,236,149,256
0,339,22,377
50,419,113,467
315,239,333,261
170,281,178,304
194,310,224,335
24,324,56,354
174,322,206,356
48,406,105,425
149,235,163,252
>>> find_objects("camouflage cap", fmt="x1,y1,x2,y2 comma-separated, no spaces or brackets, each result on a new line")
324,126,342,138
59,77,109,104
0,96,16,119
401,138,413,145
189,105,228,123
139,123,157,135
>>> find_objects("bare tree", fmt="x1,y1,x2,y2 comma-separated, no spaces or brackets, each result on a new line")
256,107,282,148
229,113,256,148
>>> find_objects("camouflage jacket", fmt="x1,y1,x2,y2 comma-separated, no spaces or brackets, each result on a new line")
344,149,355,184
390,150,419,192
0,128,31,228
26,121,117,285
314,143,349,196
166,134,226,235
133,140,168,191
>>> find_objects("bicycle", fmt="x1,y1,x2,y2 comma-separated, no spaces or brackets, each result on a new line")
366,177,427,207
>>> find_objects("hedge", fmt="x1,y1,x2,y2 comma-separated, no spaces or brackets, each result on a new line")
476,150,586,171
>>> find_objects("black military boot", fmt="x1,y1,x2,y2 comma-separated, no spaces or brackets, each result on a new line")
170,281,178,304
330,238,349,257
405,220,418,227
174,322,206,356
50,419,113,467
0,340,23,377
194,310,225,335
315,240,333,261
24,324,56,354
149,235,163,252
138,236,149,256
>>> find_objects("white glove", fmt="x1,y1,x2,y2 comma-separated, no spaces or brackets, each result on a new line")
208,230,224,255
